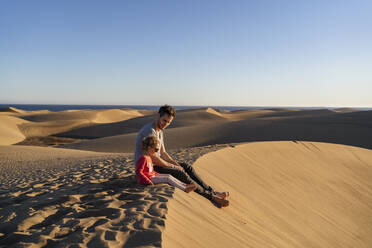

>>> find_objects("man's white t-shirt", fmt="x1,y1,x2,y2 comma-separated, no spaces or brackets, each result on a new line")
134,122,164,165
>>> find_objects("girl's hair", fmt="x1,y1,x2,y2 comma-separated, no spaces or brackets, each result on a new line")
142,135,160,151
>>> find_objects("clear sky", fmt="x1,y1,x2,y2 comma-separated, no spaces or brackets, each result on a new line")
1,0,371,107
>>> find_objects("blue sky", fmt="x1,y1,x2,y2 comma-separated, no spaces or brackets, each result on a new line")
1,0,371,107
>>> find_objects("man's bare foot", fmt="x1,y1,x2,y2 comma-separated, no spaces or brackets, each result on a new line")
185,184,197,193
214,191,230,199
212,195,229,207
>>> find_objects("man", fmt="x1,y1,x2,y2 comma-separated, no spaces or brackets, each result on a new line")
134,105,229,207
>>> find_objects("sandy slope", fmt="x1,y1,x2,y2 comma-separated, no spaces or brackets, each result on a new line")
163,141,372,248
0,115,29,145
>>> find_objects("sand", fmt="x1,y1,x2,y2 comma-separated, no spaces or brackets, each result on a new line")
0,115,28,145
163,141,372,248
1,106,372,247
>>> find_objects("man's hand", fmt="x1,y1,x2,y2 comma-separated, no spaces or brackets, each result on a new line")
174,165,184,172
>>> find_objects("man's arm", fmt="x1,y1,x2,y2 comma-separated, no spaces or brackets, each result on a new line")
150,154,176,168
161,150,179,166
158,143,184,171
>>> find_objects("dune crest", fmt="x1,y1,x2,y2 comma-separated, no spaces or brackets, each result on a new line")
93,109,144,123
163,141,372,248
205,107,223,117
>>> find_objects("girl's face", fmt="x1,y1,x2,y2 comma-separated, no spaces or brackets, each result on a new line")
148,143,160,155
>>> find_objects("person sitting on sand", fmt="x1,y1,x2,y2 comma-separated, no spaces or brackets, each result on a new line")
134,105,229,207
136,135,198,193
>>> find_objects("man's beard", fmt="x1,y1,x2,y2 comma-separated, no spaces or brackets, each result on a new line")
157,120,163,130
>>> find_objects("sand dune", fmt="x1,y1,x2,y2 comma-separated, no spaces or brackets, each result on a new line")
19,108,144,124
54,114,156,139
163,141,372,248
60,109,372,153
55,108,226,139
18,119,92,137
0,107,51,116
17,108,146,139
94,109,146,123
6,107,367,151
0,115,29,145
332,108,360,113
0,107,19,114
0,108,151,146
219,109,276,121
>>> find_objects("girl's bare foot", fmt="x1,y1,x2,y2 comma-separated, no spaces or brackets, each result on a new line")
185,184,197,193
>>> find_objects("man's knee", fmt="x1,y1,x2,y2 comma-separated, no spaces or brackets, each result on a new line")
181,163,193,173
180,162,192,171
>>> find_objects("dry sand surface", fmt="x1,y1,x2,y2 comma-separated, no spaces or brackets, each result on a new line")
0,144,228,247
163,141,372,248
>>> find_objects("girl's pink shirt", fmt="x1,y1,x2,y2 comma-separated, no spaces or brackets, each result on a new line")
136,155,159,185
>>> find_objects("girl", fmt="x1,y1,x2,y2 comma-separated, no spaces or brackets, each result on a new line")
136,135,197,193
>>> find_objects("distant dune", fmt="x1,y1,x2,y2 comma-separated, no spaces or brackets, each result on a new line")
332,108,360,113
55,108,225,139
59,108,372,152
0,108,151,146
1,107,371,150
0,115,29,145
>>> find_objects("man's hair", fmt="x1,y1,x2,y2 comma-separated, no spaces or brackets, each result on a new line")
142,135,160,151
158,105,176,117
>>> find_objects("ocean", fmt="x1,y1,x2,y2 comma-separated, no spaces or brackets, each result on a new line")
0,104,371,112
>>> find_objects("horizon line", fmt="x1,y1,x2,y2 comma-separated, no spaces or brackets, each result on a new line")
1,103,372,110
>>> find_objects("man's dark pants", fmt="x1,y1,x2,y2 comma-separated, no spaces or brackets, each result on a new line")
154,162,213,199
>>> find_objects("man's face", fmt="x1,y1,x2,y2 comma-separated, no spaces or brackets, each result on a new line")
157,113,174,130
